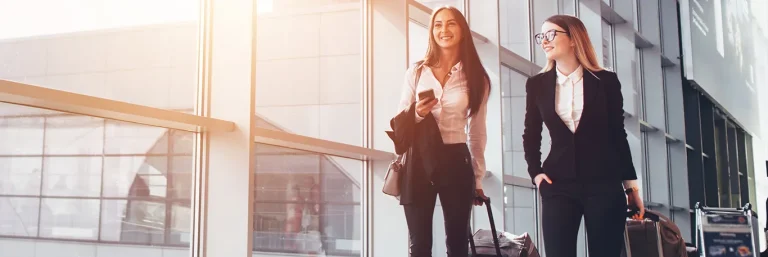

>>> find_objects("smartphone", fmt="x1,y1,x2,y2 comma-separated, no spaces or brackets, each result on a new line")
417,89,435,101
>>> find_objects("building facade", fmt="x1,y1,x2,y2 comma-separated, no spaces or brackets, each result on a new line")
0,0,765,256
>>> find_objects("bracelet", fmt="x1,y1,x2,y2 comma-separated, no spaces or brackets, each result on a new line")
624,186,639,194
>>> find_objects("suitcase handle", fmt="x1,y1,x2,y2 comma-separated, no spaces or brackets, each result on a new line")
626,209,660,222
469,197,502,257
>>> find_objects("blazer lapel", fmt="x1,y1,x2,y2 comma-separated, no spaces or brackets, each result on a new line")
542,69,557,115
581,69,600,120
541,69,575,134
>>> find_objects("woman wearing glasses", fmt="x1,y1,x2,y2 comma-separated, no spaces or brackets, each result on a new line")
522,15,644,257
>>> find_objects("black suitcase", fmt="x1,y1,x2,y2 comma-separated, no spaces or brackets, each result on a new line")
468,197,503,257
467,197,540,257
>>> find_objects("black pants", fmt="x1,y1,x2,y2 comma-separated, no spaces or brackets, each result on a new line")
540,181,627,257
403,143,475,257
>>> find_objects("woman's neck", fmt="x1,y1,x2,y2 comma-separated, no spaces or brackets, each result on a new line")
555,55,580,75
438,48,460,69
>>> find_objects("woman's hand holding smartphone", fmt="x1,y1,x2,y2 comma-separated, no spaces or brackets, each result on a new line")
416,89,438,117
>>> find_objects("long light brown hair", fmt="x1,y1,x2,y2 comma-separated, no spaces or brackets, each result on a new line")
418,6,489,117
540,15,603,73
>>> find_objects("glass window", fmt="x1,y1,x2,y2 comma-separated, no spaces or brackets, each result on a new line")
409,20,429,64
0,102,195,253
255,0,363,146
532,0,559,66
504,185,539,246
601,20,614,70
415,0,465,13
0,157,41,196
641,131,650,200
253,144,362,256
714,116,731,207
42,157,102,197
501,66,530,179
0,1,201,112
635,48,645,120
633,0,641,31
39,198,100,240
0,197,39,237
559,0,576,15
500,0,531,59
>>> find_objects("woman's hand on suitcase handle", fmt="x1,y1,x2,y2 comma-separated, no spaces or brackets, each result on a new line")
534,173,552,188
626,190,645,220
474,189,488,206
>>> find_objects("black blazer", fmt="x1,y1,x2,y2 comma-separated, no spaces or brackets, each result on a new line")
522,68,637,185
387,102,444,205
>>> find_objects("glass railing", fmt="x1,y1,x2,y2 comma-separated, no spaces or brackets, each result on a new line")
0,102,194,256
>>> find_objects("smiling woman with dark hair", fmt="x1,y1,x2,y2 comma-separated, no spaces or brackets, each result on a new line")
390,5,489,257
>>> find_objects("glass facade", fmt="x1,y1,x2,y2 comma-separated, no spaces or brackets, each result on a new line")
255,0,363,146
0,1,200,113
0,103,193,255
0,0,765,256
252,144,361,256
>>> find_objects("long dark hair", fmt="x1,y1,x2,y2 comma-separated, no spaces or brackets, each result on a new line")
418,6,489,117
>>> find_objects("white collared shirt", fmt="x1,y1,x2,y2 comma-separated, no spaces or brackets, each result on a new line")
397,62,488,190
554,65,637,190
555,66,585,133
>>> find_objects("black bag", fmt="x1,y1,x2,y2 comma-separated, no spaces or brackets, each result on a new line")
468,198,540,257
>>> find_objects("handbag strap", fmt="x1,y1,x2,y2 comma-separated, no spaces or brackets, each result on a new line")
394,153,406,164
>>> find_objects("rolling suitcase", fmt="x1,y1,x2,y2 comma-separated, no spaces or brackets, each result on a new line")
622,210,688,257
468,197,540,257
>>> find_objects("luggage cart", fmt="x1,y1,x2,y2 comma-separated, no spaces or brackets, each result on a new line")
694,202,760,257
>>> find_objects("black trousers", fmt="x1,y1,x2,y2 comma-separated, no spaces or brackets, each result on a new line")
403,143,475,257
540,181,627,257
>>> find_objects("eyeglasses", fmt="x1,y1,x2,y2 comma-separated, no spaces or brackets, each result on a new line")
534,30,569,44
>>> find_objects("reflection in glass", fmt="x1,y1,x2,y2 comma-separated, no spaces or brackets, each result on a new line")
0,103,195,249
101,200,165,244
254,144,361,256
169,203,192,245
43,157,102,197
39,198,100,240
0,157,42,196
0,197,39,237
103,156,168,198
170,156,193,200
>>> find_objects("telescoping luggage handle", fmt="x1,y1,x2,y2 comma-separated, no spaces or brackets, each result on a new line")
468,197,502,257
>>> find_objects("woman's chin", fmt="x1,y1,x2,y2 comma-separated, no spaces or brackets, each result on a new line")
438,42,459,50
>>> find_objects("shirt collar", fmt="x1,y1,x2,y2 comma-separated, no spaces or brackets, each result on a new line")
555,65,583,85
423,61,463,72
451,61,463,72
